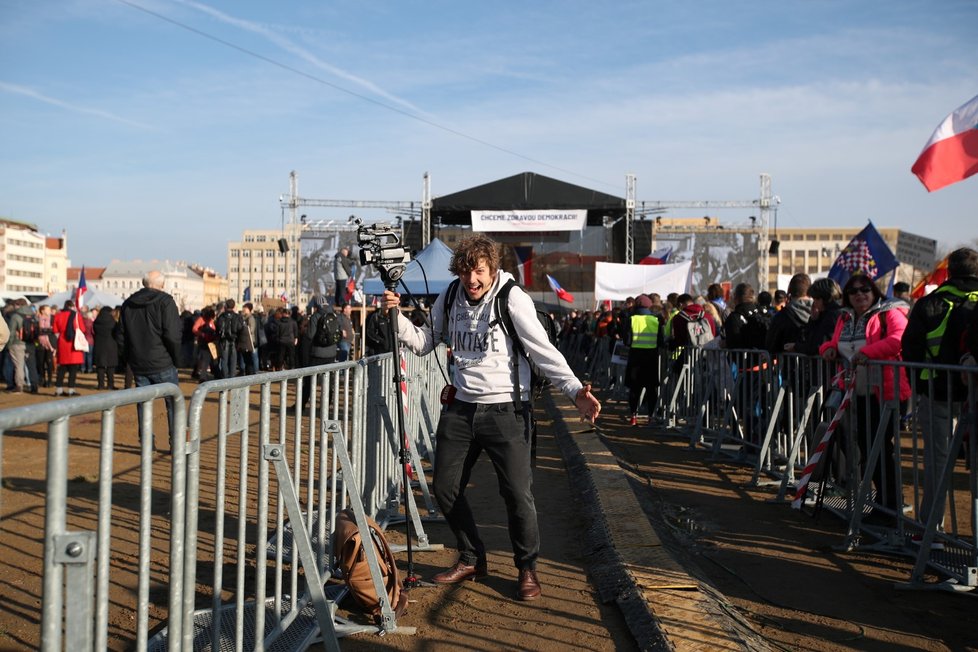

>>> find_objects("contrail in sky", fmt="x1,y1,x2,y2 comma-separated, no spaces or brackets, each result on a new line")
0,81,153,129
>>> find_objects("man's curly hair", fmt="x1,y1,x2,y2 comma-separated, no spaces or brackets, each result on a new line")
449,235,500,275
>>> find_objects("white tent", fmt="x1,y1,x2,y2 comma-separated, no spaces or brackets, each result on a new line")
362,238,457,296
37,288,126,309
593,261,693,301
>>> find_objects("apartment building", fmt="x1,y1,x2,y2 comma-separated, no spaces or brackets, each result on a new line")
768,226,936,289
227,229,298,305
0,218,72,300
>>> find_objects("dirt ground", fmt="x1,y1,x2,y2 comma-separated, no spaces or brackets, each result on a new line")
1,372,977,651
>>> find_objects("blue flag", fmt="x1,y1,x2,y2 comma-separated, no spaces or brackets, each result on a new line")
243,286,251,302
827,222,899,288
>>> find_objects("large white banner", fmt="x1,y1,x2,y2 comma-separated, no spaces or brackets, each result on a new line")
471,209,587,232
594,261,692,301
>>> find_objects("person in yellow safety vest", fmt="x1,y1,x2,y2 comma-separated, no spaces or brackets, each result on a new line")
623,294,665,426
901,247,978,538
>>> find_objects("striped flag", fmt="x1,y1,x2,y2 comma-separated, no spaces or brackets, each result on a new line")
514,246,533,287
912,93,978,192
73,266,90,351
546,274,574,303
639,246,673,265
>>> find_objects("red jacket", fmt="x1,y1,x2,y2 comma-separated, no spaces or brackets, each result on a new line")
819,304,911,402
52,310,86,366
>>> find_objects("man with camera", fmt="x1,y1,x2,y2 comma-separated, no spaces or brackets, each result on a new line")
381,234,600,602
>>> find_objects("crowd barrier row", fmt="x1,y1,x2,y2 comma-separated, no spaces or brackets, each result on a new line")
0,345,448,651
569,334,978,595
5,330,976,649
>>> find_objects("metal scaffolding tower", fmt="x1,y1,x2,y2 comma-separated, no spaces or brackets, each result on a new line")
280,171,776,290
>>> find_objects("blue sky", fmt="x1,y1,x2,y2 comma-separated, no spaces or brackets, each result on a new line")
1,0,976,273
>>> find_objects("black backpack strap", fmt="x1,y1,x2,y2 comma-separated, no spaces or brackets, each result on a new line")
493,279,523,356
441,279,461,347
492,279,525,411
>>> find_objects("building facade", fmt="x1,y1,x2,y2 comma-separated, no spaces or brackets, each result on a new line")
0,218,48,296
189,264,230,307
101,260,206,312
766,226,935,290
227,229,298,305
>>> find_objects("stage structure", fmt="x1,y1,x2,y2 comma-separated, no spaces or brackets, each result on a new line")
280,170,777,306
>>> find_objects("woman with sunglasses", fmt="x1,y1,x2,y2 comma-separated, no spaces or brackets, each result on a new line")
819,273,911,523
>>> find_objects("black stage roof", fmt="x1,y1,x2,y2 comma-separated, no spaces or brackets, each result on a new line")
430,171,627,227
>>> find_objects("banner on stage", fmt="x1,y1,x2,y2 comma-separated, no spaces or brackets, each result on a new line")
594,261,692,301
471,209,587,232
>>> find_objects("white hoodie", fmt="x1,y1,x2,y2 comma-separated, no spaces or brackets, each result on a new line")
396,271,583,405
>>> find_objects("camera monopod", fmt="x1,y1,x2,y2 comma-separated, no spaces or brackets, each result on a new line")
355,218,427,590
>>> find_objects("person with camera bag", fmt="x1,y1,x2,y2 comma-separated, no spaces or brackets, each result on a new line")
381,234,600,602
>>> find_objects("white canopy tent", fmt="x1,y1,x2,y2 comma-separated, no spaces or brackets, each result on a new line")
593,261,693,301
362,238,457,297
37,288,126,309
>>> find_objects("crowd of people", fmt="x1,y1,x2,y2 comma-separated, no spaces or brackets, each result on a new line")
552,247,978,535
1,285,389,398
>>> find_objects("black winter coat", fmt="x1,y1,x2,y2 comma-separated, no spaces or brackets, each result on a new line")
117,288,182,374
92,308,119,368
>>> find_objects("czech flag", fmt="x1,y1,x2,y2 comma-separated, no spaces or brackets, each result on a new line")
75,266,88,312
514,246,533,287
912,93,978,192
73,266,90,351
546,274,574,303
639,246,673,265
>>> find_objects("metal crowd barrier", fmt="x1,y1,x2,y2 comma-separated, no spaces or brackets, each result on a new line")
0,385,187,652
656,342,978,594
0,344,449,651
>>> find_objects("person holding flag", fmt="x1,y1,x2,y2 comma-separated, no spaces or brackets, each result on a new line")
51,299,85,396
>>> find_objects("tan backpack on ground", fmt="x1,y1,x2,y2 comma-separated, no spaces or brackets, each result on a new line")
333,509,407,622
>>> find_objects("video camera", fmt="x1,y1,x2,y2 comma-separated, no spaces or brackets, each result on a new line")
354,217,410,288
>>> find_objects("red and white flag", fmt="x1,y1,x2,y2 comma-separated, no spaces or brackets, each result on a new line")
514,246,533,287
911,93,978,192
639,246,673,266
546,274,574,303
73,266,90,352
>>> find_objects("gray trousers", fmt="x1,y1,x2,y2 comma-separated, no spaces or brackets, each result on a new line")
916,394,960,529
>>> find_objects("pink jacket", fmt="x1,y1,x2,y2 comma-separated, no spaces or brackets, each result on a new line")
819,304,911,402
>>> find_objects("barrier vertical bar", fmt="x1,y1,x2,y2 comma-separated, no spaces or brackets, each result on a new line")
40,416,68,652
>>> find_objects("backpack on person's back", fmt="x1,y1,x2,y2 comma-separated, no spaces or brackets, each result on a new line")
19,315,40,344
312,311,342,348
680,311,715,348
216,311,240,343
924,286,978,370
739,306,771,349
